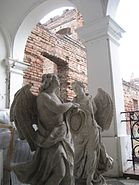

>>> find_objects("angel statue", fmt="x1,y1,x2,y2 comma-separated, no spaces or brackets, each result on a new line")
66,81,113,185
10,73,79,185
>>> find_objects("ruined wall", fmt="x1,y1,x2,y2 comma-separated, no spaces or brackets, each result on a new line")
23,9,87,101
123,80,139,112
123,80,139,134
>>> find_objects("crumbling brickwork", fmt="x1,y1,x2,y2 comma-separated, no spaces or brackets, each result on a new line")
123,80,139,112
123,80,139,134
24,9,87,101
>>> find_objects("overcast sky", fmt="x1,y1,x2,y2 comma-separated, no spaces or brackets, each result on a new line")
40,7,74,24
115,0,139,81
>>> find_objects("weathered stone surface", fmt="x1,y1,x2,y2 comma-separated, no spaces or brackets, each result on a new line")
10,74,78,185
67,81,113,185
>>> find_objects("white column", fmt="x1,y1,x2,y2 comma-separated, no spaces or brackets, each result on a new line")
5,58,29,105
78,16,132,176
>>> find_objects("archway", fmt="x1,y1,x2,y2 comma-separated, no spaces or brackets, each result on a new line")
4,0,127,178
9,0,75,104
13,0,75,61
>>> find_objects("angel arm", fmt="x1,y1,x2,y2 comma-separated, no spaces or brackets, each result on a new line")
37,92,75,114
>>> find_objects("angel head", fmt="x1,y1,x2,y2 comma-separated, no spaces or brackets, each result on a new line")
40,73,60,92
71,81,85,96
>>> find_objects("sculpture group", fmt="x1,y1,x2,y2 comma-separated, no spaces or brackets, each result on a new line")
10,73,113,185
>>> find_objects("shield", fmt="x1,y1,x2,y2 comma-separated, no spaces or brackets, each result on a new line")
67,109,86,134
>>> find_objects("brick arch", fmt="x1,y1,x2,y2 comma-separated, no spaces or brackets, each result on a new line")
23,20,87,101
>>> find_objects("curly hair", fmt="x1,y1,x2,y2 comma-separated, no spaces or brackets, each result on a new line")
40,73,54,92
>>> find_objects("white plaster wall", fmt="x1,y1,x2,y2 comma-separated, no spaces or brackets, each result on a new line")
10,69,24,105
13,0,74,61
107,0,120,19
83,31,126,137
86,38,113,95
119,135,132,172
0,31,7,109
85,37,116,137
102,135,132,177
70,0,104,23
109,40,127,137
78,15,131,175
102,137,120,177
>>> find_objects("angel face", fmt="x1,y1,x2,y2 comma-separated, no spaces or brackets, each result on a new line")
40,74,60,92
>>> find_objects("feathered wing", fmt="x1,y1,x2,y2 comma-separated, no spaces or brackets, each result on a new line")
93,88,113,131
10,84,38,151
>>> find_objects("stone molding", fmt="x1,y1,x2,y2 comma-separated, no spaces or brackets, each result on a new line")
78,16,125,46
5,58,29,75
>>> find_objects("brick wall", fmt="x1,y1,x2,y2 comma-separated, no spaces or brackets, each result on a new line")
23,9,87,101
123,80,139,134
123,80,139,111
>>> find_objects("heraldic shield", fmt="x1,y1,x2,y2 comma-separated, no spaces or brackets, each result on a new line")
66,109,86,135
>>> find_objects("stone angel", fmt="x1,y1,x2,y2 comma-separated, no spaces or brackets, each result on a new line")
10,73,79,185
67,81,113,185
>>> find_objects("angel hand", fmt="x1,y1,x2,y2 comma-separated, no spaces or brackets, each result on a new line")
70,103,80,113
72,103,80,109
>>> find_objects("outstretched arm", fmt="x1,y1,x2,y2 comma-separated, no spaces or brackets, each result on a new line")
38,93,77,114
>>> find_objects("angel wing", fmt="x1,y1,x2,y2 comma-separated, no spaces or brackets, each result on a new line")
93,88,113,131
10,84,38,151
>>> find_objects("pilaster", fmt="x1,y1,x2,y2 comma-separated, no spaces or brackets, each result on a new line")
78,16,131,176
78,16,124,46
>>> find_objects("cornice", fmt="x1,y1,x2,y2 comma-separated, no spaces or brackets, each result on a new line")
78,16,125,46
4,58,30,75
7,58,30,71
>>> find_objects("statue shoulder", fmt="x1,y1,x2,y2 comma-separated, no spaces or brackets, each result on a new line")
37,92,50,101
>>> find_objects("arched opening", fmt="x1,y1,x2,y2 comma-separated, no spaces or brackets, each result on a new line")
10,0,77,105
13,0,75,61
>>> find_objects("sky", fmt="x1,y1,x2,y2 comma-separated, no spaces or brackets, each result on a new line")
40,7,74,24
40,1,139,82
115,0,139,81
